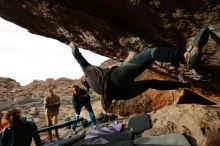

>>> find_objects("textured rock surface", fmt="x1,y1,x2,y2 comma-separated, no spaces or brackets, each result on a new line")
0,1,220,114
0,77,20,97
142,104,220,146
0,0,219,58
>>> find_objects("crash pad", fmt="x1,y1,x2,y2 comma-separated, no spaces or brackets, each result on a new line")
128,114,151,133
134,133,191,146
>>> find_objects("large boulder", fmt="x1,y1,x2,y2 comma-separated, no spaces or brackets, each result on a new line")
142,104,220,146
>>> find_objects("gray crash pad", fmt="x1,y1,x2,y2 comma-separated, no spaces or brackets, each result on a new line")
128,113,151,133
134,134,191,146
83,138,109,145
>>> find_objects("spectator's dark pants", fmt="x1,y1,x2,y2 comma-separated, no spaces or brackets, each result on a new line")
71,104,96,130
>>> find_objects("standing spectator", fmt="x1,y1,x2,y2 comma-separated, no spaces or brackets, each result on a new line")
0,109,43,146
71,85,96,132
44,87,60,141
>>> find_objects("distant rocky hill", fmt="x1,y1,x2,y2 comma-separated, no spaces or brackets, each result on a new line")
0,77,80,111
0,77,20,97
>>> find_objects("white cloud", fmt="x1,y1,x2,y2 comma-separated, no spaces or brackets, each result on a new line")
0,18,108,85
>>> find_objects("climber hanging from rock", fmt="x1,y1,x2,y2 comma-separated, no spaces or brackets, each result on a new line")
68,27,220,112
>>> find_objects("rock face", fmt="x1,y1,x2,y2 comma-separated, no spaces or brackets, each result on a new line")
0,1,220,114
143,104,220,146
0,0,219,58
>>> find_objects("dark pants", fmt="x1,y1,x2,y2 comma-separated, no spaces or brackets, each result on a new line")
110,47,186,100
192,27,219,49
190,27,219,69
71,104,96,130
72,46,186,100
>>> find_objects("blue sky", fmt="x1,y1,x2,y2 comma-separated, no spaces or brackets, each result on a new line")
0,18,108,85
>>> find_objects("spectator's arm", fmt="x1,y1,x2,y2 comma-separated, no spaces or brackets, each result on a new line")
57,96,60,107
43,97,48,108
81,89,88,96
72,102,79,115
72,95,80,115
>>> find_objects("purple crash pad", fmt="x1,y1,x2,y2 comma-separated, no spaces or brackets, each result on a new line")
85,122,123,139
